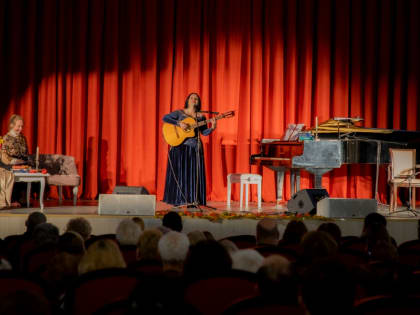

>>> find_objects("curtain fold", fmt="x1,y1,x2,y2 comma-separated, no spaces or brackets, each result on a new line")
0,0,419,203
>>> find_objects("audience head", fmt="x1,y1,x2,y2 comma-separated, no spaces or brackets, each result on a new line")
78,239,126,275
257,255,297,304
158,231,190,273
187,231,207,246
184,240,232,280
282,220,307,245
317,222,342,246
362,212,387,235
365,224,397,262
219,239,239,255
132,217,145,231
301,231,338,264
25,211,47,235
162,211,183,232
301,259,356,315
231,249,264,273
58,231,85,255
0,258,12,271
116,219,142,246
203,231,215,241
256,219,279,246
66,217,92,241
33,223,59,247
137,229,163,261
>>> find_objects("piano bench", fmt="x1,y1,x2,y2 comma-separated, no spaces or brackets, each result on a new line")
227,173,262,211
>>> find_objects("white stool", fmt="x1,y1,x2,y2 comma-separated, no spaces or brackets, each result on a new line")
227,173,262,211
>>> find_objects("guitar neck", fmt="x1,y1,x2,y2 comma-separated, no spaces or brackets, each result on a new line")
194,115,226,128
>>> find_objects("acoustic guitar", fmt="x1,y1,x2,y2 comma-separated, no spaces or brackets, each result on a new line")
162,111,235,146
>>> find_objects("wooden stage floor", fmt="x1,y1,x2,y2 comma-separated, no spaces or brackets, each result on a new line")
0,200,418,245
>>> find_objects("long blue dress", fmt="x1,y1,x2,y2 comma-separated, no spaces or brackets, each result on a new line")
162,110,213,206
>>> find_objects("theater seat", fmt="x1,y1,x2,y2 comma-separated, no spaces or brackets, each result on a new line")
119,245,138,266
92,299,131,315
0,271,48,299
64,268,139,315
219,235,256,249
354,296,420,315
128,259,163,275
23,244,58,274
223,296,305,315
184,270,258,315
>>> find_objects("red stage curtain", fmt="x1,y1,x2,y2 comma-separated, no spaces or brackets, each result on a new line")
0,0,419,203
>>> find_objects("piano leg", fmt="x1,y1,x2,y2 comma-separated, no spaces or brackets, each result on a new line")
314,174,322,189
276,170,285,204
296,170,301,192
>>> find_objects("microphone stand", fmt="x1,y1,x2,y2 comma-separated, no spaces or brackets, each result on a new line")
390,171,420,216
188,111,216,211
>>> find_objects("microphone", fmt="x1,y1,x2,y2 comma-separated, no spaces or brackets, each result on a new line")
199,110,219,114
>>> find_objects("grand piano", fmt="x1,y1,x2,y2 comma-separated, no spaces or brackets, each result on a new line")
250,118,420,203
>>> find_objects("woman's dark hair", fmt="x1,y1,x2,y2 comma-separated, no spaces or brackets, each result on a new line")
162,211,183,232
184,93,201,112
184,240,232,281
282,220,308,245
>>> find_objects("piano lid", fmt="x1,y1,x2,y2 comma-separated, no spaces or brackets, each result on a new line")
309,118,393,134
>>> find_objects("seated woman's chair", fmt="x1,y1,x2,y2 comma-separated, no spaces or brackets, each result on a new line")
388,149,420,212
39,154,80,205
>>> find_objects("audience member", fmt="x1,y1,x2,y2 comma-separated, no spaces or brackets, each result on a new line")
33,223,59,247
257,255,298,305
24,211,47,238
317,222,342,246
219,239,239,255
0,258,12,270
203,231,215,241
256,218,279,246
132,217,145,231
280,220,307,246
162,211,183,232
58,231,85,255
78,239,126,275
116,219,142,246
66,217,92,241
300,231,338,265
184,240,232,280
187,231,206,246
231,249,264,273
301,259,356,315
137,229,163,261
362,212,387,235
158,231,190,274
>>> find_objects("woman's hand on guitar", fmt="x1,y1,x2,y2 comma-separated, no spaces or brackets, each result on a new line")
179,122,189,131
210,118,217,130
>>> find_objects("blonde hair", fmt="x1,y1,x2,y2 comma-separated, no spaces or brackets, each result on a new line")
9,114,24,130
78,239,126,275
137,229,162,260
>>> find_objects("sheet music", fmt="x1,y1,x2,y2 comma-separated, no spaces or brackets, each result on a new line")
282,124,305,141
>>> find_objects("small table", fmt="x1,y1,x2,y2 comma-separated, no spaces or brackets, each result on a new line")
13,172,50,210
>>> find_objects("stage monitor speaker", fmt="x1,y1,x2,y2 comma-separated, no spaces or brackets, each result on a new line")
287,189,329,215
317,198,377,218
98,194,155,216
113,185,149,195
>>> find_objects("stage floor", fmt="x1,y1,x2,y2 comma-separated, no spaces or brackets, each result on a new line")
0,200,418,245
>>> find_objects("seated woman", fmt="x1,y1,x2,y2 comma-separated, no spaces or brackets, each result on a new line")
0,115,29,208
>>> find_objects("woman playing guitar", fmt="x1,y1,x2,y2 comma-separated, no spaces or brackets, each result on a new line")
162,93,216,207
